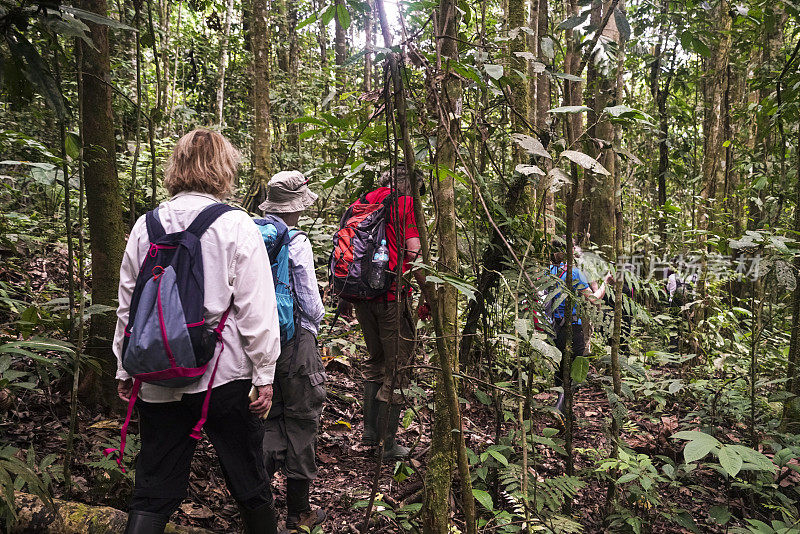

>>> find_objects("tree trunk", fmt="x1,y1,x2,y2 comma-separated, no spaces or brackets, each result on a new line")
287,0,300,164
364,0,374,93
506,0,528,162
422,0,475,530
215,0,235,126
586,0,619,256
77,0,126,410
334,0,347,92
537,0,554,236
246,0,273,212
696,0,732,319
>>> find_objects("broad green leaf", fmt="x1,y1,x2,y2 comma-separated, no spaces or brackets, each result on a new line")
560,150,610,176
472,489,493,511
727,445,777,473
321,4,337,26
336,3,351,29
716,445,742,477
484,63,503,80
548,105,591,114
617,472,638,484
557,11,589,30
613,8,631,42
487,448,509,467
511,133,551,159
683,437,716,464
709,505,731,525
5,30,66,119
540,37,555,60
62,6,134,30
571,355,589,383
515,164,545,177
65,132,81,160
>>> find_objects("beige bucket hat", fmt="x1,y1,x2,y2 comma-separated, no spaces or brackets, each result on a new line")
258,170,318,213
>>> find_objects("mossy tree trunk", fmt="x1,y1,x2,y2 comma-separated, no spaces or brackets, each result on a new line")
245,0,273,212
77,0,126,410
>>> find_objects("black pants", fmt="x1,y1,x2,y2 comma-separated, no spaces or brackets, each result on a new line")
553,322,586,388
130,379,273,516
263,327,327,481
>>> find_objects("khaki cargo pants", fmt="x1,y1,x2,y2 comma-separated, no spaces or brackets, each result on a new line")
354,297,417,404
263,327,327,481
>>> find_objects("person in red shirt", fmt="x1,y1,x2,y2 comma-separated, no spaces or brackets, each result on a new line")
353,163,426,459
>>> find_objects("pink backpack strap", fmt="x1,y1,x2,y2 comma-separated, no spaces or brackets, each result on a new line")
190,305,232,440
103,378,142,473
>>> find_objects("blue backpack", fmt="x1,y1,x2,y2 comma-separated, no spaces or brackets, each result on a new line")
105,203,237,472
253,215,305,344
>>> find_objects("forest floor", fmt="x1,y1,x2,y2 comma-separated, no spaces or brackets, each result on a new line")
0,245,724,533
1,331,724,534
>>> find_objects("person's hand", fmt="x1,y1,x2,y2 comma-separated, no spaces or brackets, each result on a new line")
249,384,273,417
604,272,614,284
118,379,133,402
418,302,432,321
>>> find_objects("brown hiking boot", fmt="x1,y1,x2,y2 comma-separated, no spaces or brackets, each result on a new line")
282,508,327,533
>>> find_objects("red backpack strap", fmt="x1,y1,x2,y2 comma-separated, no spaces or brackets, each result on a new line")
190,303,232,440
102,378,142,473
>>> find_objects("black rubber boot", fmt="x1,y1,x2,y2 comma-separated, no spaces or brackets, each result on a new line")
282,478,326,534
124,510,169,534
361,381,381,445
376,401,410,460
238,501,277,534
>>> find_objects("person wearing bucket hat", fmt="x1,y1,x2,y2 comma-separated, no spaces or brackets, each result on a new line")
259,171,327,534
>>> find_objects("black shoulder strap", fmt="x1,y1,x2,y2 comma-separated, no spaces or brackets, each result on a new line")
145,208,165,242
289,229,307,243
187,203,238,237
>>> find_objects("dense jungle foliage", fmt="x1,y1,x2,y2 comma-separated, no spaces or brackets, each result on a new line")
1,0,800,532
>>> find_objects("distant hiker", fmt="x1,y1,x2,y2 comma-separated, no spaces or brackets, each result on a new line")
257,171,327,534
667,269,696,307
112,129,280,534
547,238,611,413
329,163,426,459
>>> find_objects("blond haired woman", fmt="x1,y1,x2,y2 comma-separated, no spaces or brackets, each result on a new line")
113,129,281,533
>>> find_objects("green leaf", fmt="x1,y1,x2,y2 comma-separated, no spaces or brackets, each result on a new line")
487,448,509,467
557,11,589,30
571,355,589,383
65,131,80,160
321,4,337,26
297,12,318,30
511,133,551,159
683,437,716,464
617,472,638,484
472,489,494,511
727,445,777,473
5,30,66,119
708,505,731,525
62,6,135,31
514,163,547,176
613,8,631,41
716,445,742,477
560,150,610,176
548,105,591,114
336,3,351,29
484,63,503,80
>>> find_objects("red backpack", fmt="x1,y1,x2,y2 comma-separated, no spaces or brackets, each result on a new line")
329,193,395,301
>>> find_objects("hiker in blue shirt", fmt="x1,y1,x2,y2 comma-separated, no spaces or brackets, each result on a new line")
548,239,611,413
